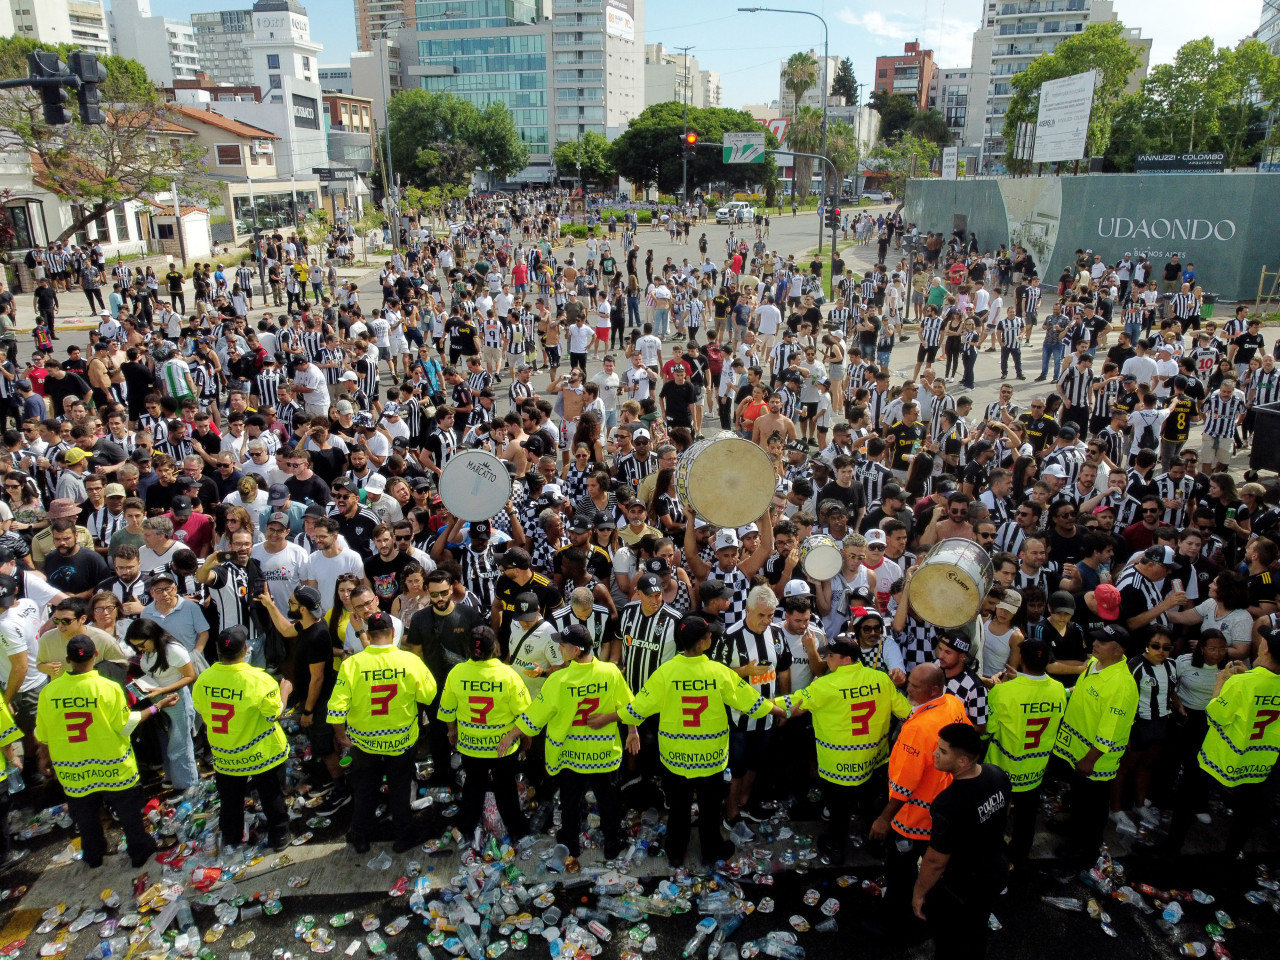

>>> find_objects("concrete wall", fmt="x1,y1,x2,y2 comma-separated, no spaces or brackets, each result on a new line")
904,172,1280,302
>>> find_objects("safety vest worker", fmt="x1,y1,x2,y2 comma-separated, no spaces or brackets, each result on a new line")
505,623,635,870
0,693,25,870
438,625,533,846
329,611,437,854
191,626,291,853
870,662,970,922
589,614,782,870
782,631,911,861
1165,625,1280,858
35,634,169,869
1050,623,1138,866
984,636,1066,865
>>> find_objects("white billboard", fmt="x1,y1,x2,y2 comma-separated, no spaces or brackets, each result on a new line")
605,0,634,40
1032,70,1096,165
941,146,958,180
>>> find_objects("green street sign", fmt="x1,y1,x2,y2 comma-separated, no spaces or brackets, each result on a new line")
723,132,767,164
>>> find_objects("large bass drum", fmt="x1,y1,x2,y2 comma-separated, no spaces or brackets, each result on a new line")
673,435,775,529
438,449,511,522
797,535,843,580
910,538,995,629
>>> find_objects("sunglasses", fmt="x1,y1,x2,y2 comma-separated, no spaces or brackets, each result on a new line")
394,534,412,541
1142,508,1161,514
428,590,452,599
1149,643,1173,652
53,617,77,626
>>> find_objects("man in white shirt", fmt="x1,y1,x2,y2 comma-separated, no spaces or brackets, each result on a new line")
292,356,329,417
301,518,366,614
635,325,663,369
1120,339,1159,388
624,352,656,402
590,357,622,429
1153,345,1179,398
754,295,782,353
252,513,311,609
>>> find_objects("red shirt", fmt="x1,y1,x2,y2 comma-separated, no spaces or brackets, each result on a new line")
512,262,528,286
29,366,48,395
165,511,215,557
1122,520,1157,555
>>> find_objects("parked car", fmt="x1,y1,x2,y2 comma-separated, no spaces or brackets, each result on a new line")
861,190,894,204
715,200,757,224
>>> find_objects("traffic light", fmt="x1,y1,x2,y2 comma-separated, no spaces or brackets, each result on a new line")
682,131,697,158
825,206,841,230
68,50,108,125
28,51,71,125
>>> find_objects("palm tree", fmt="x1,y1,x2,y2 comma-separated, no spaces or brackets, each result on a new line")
824,119,859,193
782,52,819,117
906,108,953,147
787,105,823,202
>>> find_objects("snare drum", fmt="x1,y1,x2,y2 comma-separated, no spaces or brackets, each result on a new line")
438,449,511,522
909,538,995,628
674,435,775,528
797,535,842,581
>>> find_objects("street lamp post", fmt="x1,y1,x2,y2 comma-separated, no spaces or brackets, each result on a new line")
739,7,828,255
375,10,461,249
676,45,694,208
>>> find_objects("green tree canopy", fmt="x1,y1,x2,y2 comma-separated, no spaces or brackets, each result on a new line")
607,102,779,195
552,131,615,185
387,90,529,188
0,36,211,244
782,51,818,116
787,105,823,200
868,90,922,143
1105,37,1280,170
1001,21,1142,172
870,134,939,199
832,57,857,105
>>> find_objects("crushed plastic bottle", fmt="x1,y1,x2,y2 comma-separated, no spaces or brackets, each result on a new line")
368,851,393,871
1042,897,1085,912
1180,944,1207,958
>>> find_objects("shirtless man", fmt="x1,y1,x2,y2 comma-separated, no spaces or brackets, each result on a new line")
500,414,531,477
751,390,798,447
549,368,587,466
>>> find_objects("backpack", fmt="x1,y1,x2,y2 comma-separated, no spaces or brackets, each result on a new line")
705,342,724,379
1137,415,1159,451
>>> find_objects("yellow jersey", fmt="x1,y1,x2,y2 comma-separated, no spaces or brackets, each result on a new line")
328,643,438,755
438,658,532,758
191,661,289,776
515,658,633,774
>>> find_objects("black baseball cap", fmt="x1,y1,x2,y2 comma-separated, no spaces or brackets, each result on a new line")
636,573,662,595
66,635,96,663
367,611,395,633
698,579,732,603
936,631,972,655
554,624,592,649
513,591,540,618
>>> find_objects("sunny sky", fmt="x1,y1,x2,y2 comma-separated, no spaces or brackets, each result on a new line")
137,0,1266,109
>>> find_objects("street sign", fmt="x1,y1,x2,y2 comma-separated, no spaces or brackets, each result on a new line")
312,167,335,182
723,132,767,164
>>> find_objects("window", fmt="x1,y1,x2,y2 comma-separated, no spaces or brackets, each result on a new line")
268,74,281,89
266,54,280,69
113,206,129,241
215,143,242,166
878,69,887,78
302,56,310,69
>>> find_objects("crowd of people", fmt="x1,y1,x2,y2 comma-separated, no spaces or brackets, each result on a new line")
0,188,1277,960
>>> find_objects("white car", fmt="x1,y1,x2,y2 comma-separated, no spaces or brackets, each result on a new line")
715,201,756,224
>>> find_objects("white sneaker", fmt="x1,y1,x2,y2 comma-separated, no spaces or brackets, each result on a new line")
1136,804,1161,827
1111,811,1139,836
1195,812,1212,824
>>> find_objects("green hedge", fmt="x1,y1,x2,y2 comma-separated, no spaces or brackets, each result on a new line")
561,224,590,239
596,207,653,224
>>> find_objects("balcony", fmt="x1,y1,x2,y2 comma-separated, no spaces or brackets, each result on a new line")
998,0,1083,14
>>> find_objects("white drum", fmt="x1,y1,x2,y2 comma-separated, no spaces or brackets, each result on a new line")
798,535,842,580
674,435,775,529
438,449,511,522
910,538,995,629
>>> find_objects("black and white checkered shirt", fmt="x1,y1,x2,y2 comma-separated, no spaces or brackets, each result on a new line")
945,668,988,728
897,615,937,674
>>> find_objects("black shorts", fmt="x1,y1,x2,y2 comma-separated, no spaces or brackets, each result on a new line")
307,717,336,757
802,401,818,421
916,343,939,363
1130,714,1171,749
728,726,773,777
547,345,563,366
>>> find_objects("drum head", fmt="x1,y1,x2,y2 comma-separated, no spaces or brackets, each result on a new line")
679,436,775,528
799,536,842,581
911,538,993,628
438,449,511,522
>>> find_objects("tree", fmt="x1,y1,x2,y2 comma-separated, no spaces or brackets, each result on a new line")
824,119,859,192
868,90,921,143
906,108,952,146
0,36,211,244
473,101,530,186
781,51,818,116
1002,21,1142,172
552,131,615,185
869,133,939,199
1104,37,1280,170
387,91,478,188
832,57,857,105
607,102,779,195
786,105,823,201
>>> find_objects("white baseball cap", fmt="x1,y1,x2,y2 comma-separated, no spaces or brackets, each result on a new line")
865,529,888,546
783,579,812,598
714,529,741,551
364,474,386,494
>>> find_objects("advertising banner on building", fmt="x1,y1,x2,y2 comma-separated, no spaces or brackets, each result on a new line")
905,172,1280,301
292,94,320,131
1032,70,1095,164
605,0,634,40
1135,153,1226,173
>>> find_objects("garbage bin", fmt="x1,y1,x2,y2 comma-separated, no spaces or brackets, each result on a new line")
1250,401,1280,472
1200,292,1217,320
